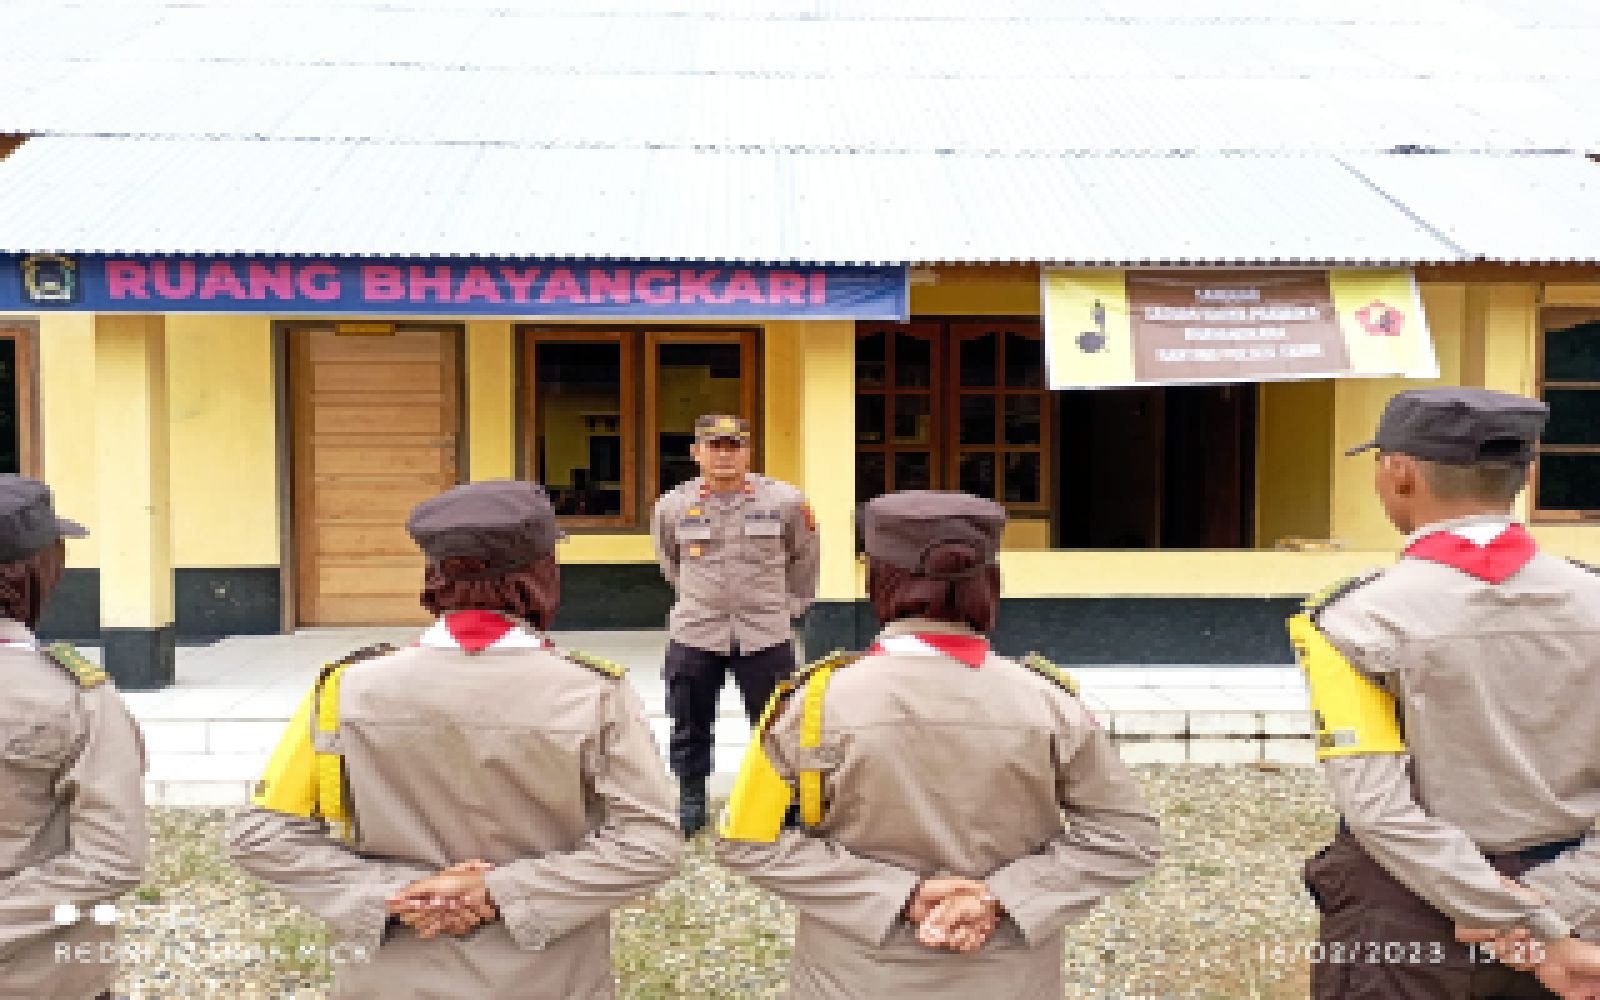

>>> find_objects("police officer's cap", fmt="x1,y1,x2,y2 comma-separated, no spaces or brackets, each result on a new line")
0,476,88,563
862,490,1005,580
694,414,750,443
406,480,563,574
1346,387,1548,465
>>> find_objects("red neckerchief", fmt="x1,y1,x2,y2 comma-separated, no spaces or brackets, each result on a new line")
418,610,549,654
1404,523,1537,584
869,632,991,668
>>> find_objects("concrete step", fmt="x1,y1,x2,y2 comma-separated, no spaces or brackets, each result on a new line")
142,718,1315,806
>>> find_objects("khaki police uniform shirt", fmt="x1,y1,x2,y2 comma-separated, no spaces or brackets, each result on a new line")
227,630,682,1000
0,619,148,1000
1317,513,1600,940
651,474,820,655
715,618,1161,1000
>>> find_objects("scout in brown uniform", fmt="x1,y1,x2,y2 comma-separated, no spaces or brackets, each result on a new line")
0,477,147,1000
229,480,682,1000
651,413,820,836
1295,388,1600,1000
715,490,1160,1000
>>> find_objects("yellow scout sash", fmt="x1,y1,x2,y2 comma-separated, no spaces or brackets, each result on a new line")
1287,611,1405,760
719,650,859,842
251,644,396,840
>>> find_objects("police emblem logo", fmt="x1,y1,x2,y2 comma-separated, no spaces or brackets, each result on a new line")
20,253,80,305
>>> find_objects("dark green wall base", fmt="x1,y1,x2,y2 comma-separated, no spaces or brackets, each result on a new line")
37,567,282,646
556,563,675,629
175,567,282,641
802,596,1301,665
102,625,176,690
36,568,99,643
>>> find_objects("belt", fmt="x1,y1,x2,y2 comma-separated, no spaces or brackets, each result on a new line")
1337,818,1582,864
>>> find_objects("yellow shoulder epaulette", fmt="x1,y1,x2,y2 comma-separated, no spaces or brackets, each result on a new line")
1301,570,1383,620
1287,612,1406,761
562,649,627,679
719,650,860,843
1569,558,1600,577
332,642,399,668
794,649,858,684
46,642,108,688
1022,651,1079,696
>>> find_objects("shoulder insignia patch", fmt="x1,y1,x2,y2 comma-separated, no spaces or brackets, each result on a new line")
794,649,860,683
1302,570,1384,622
1022,652,1079,696
332,642,399,668
563,649,628,679
45,642,108,688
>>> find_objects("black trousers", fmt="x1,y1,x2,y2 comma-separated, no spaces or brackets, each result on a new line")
1304,828,1562,1000
664,639,795,780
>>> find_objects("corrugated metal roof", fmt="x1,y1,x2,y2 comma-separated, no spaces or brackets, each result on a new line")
1,1,1598,262
1,1,1599,153
0,135,1544,263
1344,154,1600,263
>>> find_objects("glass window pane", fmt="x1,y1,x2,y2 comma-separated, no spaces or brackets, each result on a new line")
1544,320,1600,382
958,452,996,498
959,331,998,387
1544,389,1600,446
857,330,887,389
893,394,933,444
856,395,886,444
1539,454,1600,511
535,341,623,516
1004,395,1042,445
856,452,886,504
1004,452,1042,504
894,452,933,491
895,332,933,388
657,342,743,494
1004,330,1044,388
959,394,997,445
0,339,17,475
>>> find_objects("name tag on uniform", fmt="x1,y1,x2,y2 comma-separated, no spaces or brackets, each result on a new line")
744,510,782,537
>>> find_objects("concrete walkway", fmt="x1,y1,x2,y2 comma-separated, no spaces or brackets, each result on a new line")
111,629,1315,805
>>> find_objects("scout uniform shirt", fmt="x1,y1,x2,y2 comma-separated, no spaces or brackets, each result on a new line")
1310,514,1600,939
651,474,820,655
228,611,683,1000
0,619,148,1000
715,618,1161,1000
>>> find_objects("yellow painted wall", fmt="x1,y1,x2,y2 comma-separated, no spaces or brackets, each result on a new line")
1255,379,1335,548
466,321,515,481
94,314,173,627
35,313,98,566
796,321,858,599
910,276,1040,316
762,322,803,484
166,315,279,566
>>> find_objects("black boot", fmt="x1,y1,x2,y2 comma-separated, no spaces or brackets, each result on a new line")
678,776,708,838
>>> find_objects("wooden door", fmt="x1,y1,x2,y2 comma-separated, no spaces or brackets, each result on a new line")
291,328,460,625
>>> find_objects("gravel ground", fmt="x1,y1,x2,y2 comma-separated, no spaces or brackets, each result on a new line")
112,765,1332,1000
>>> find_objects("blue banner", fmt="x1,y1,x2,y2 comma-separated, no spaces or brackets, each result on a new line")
0,254,907,320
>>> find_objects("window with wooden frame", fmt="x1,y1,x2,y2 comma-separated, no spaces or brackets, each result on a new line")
0,327,38,476
644,330,758,502
521,327,758,530
524,330,637,528
855,319,1051,516
1535,309,1600,520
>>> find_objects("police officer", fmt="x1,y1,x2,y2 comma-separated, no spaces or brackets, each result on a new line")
1295,387,1600,1000
651,414,820,836
229,480,682,1000
0,477,147,1000
715,490,1160,999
